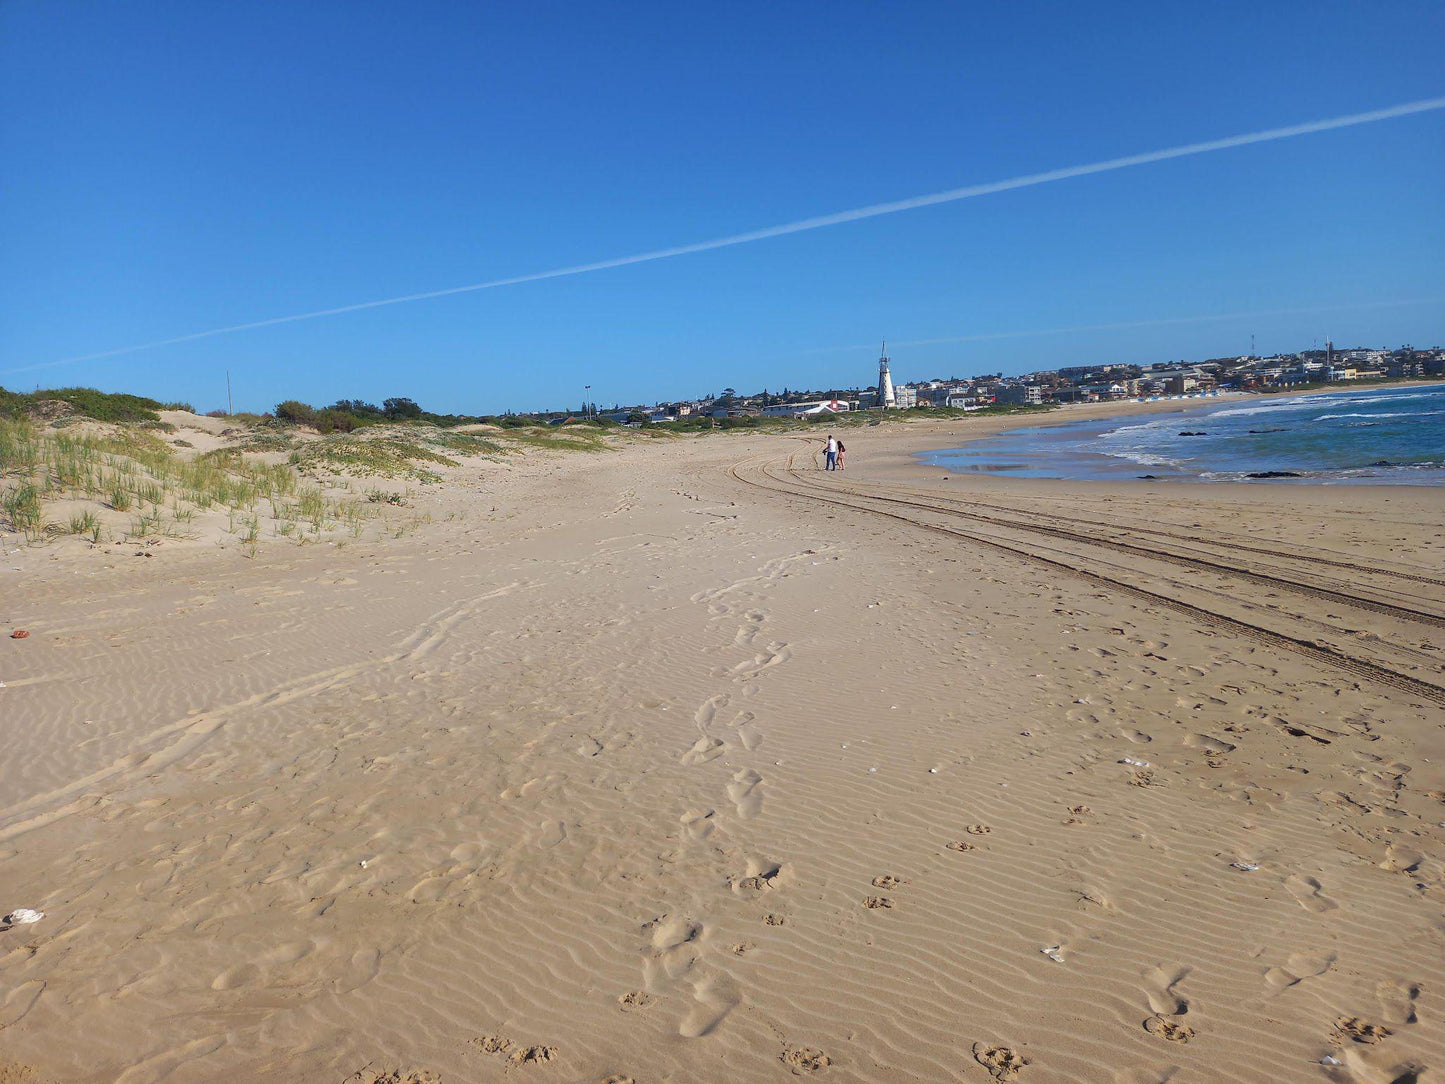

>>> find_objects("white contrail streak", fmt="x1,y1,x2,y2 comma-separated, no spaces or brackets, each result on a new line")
8,95,1444,376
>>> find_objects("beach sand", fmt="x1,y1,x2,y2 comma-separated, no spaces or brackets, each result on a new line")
1,404,1442,1083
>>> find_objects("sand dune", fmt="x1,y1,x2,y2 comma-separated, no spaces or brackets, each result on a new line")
1,409,1442,1082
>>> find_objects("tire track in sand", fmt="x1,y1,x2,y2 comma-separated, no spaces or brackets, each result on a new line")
0,583,529,843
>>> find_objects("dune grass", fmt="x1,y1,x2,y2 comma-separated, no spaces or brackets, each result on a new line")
0,416,371,547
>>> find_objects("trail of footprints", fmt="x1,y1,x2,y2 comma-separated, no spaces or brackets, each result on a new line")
638,558,807,1045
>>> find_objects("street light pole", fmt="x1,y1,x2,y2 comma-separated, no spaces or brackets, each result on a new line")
584,385,591,417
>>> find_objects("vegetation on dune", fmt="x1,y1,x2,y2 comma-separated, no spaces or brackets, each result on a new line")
0,385,193,424
0,415,381,548
288,433,461,482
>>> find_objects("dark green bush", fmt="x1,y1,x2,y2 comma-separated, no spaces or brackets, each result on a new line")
274,400,317,425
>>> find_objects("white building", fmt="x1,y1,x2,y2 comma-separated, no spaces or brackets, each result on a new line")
761,399,851,418
877,342,896,408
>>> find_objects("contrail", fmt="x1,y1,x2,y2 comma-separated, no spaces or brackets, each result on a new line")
7,95,1444,376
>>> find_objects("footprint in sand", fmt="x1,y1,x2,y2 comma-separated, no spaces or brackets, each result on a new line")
537,820,568,848
1285,874,1338,913
972,1043,1029,1080
211,963,260,991
1143,1017,1194,1044
1121,729,1153,744
1333,1017,1392,1045
732,856,785,894
780,1046,831,1075
727,768,764,819
946,841,977,852
872,875,905,889
678,975,739,1038
681,736,727,766
1376,980,1420,1025
694,695,728,729
449,840,489,864
1264,952,1335,991
681,809,717,841
1184,733,1236,755
618,991,656,1011
650,915,702,953
1379,844,1423,874
334,947,380,994
350,1070,440,1084
507,1046,558,1067
1142,966,1189,1016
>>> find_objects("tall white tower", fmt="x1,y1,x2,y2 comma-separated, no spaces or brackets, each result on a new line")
878,341,896,409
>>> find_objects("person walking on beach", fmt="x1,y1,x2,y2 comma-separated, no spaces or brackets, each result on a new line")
825,435,837,471
836,439,846,470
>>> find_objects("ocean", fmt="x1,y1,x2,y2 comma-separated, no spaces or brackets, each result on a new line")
919,383,1445,485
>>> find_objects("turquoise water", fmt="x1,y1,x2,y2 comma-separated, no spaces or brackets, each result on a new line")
920,384,1445,484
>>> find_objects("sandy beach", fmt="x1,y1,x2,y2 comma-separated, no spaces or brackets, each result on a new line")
2,402,1443,1084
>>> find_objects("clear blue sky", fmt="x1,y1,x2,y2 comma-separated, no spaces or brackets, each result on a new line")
2,1,1442,414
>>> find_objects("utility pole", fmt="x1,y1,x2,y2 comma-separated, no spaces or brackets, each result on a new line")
226,370,233,416
584,384,591,417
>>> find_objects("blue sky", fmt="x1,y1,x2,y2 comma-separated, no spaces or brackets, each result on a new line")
2,1,1442,414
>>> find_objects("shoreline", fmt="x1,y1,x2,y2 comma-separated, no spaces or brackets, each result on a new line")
871,378,1445,490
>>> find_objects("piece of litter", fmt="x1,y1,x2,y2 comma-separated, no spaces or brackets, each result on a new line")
10,630,29,640
867,767,878,774
929,768,938,774
1020,730,1032,736
1041,945,1064,962
1230,862,1260,872
3,908,44,926
1119,757,1151,768
1320,1055,1341,1067
359,860,368,869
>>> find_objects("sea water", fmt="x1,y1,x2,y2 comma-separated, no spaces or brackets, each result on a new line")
920,384,1445,484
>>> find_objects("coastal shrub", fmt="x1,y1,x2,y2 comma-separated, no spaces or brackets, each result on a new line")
312,407,354,434
383,397,423,421
274,400,317,425
0,386,166,424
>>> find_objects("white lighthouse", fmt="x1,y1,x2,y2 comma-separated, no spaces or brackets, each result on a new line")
878,341,896,409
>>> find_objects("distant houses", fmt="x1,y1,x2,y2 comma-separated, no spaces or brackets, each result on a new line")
551,343,1441,425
